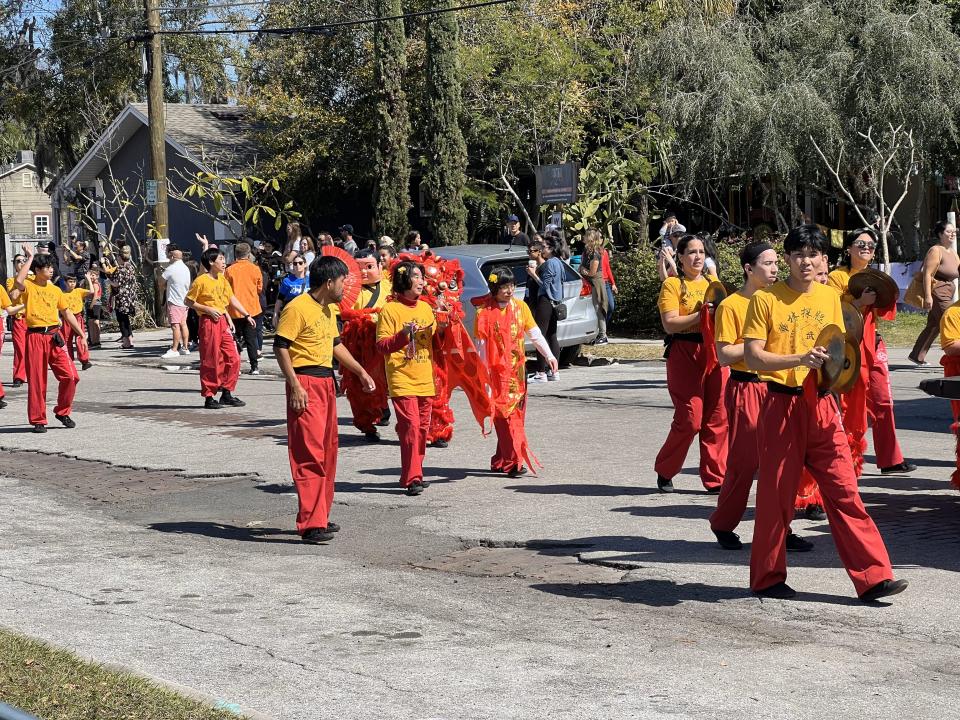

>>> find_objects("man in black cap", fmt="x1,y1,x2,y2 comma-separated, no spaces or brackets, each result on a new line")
503,214,529,249
339,225,358,256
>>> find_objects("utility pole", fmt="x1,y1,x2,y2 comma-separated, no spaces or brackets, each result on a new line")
144,0,169,241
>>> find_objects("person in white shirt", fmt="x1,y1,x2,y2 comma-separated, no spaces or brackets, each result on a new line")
160,244,193,358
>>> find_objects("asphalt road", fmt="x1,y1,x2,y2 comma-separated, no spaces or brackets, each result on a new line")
0,330,958,719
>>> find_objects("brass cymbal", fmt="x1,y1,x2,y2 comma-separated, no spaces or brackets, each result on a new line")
833,339,862,393
841,301,864,345
704,280,728,306
848,268,899,311
814,324,848,391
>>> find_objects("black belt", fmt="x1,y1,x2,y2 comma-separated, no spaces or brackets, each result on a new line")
730,370,760,383
670,332,703,344
766,381,830,398
294,366,334,378
27,325,59,334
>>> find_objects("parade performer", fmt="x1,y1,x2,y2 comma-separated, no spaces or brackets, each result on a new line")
474,265,557,478
8,245,86,433
276,255,375,543
742,224,907,602
60,274,93,370
6,253,28,386
185,247,256,410
340,249,392,441
938,299,960,489
654,235,728,493
709,242,806,549
825,229,915,477
0,281,16,409
377,260,443,496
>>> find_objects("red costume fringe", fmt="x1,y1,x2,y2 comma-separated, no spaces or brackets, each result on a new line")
339,307,389,434
941,355,960,491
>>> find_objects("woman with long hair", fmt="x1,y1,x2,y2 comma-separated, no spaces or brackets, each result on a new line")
530,235,563,382
909,220,959,365
654,234,728,493
580,229,609,345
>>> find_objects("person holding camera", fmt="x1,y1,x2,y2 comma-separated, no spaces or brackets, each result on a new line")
526,236,563,382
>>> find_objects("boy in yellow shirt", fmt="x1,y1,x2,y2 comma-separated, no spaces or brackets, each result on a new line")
61,275,93,370
185,247,256,409
275,255,375,543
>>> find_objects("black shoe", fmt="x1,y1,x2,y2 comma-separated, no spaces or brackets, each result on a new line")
405,481,424,496
754,581,796,599
431,439,448,448
326,522,340,533
860,578,908,603
376,409,391,427
301,528,335,543
804,504,827,521
55,414,76,429
89,343,102,350
705,486,721,495
204,397,223,410
31,424,46,433
713,530,743,550
219,391,246,407
364,430,381,442
786,533,814,552
507,466,528,478
12,380,23,388
81,361,92,371
0,398,6,409
879,462,917,475
657,475,674,493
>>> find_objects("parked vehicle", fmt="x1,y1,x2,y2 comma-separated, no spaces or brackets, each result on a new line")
431,244,599,366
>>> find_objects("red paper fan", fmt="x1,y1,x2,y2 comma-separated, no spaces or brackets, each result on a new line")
322,245,362,308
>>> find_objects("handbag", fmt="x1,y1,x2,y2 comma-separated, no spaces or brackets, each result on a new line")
553,301,567,321
904,271,924,308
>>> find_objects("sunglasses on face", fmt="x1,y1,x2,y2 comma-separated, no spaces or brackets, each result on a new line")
852,241,876,250
293,261,306,266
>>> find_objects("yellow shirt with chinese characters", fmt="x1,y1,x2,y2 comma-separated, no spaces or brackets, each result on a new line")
21,278,69,328
377,298,436,397
658,276,711,330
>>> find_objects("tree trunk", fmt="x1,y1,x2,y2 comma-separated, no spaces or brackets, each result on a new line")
910,166,924,261
500,173,535,235
0,190,6,283
636,191,650,249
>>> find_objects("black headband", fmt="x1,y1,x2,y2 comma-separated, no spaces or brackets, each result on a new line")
741,242,774,267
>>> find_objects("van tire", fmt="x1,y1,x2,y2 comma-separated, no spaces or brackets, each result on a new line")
558,344,581,368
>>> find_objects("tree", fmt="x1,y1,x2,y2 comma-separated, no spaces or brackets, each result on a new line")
421,1,468,245
372,0,412,237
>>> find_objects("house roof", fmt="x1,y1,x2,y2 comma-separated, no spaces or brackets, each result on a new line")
0,161,35,180
60,103,262,190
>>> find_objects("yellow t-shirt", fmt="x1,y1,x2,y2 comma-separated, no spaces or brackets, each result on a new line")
0,284,11,311
714,291,753,374
353,277,393,321
62,288,91,315
940,301,960,350
21,278,69,328
275,292,340,368
185,272,233,314
742,281,844,387
376,298,436,397
5,276,28,318
658,276,711,329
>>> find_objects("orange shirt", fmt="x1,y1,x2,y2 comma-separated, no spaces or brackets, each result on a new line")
225,259,263,318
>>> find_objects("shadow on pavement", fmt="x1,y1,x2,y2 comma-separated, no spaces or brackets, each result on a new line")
148,521,301,544
566,379,668,392
125,388,199,393
610,503,717,520
505,483,694,497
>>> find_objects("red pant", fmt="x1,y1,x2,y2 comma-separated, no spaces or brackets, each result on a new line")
198,315,240,397
393,395,432,486
867,337,903,468
710,378,765,532
654,339,728,489
750,391,893,595
11,317,26,383
61,317,89,363
491,406,526,472
286,375,338,534
26,330,79,426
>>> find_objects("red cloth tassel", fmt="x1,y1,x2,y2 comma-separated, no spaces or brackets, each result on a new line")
942,355,960,491
700,304,719,376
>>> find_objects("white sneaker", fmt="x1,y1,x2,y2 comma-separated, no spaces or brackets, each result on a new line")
179,348,190,356
161,349,180,359
547,370,559,381
529,372,548,384
249,368,261,375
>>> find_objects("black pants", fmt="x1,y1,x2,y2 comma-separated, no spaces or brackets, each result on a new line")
116,310,132,339
187,308,200,345
235,314,260,370
534,296,560,372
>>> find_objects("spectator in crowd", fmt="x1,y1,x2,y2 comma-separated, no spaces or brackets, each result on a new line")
36,240,62,285
160,244,191,359
658,212,686,245
580,229,609,345
284,221,303,256
272,252,309,329
5,253,28,386
183,251,202,350
504,214,529,249
528,235,563,383
378,242,398,270
544,228,570,261
909,220,960,366
601,242,618,327
226,242,264,375
111,246,139,350
339,225,359,255
318,232,336,248
63,234,90,278
300,236,317,267
403,230,421,252
379,235,394,248
657,227,687,281
702,234,720,277
84,262,105,349
525,238,545,309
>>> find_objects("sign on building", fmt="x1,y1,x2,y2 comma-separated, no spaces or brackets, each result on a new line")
534,163,579,205
145,180,158,206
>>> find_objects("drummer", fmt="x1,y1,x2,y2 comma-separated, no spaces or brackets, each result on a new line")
742,224,906,602
826,229,915,476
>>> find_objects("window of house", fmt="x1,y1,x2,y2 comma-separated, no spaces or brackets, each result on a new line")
22,172,34,188
34,215,49,236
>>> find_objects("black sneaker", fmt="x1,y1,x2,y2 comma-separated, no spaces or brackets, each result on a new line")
31,424,46,433
879,462,917,475
376,409,391,427
754,581,796,599
786,533,814,552
594,336,609,345
55,414,76,429
431,439,448,448
705,486,721,495
219,391,246,407
804,504,827,521
301,528,335,543
713,530,743,550
507,466,528,478
81,361,92,371
364,430,381,443
657,475,674,493
405,481,424,496
0,398,6,409
12,380,23,388
859,578,908,603
326,522,341,533
204,397,223,410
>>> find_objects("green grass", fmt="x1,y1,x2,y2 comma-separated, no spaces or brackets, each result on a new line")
878,310,929,348
0,628,244,720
